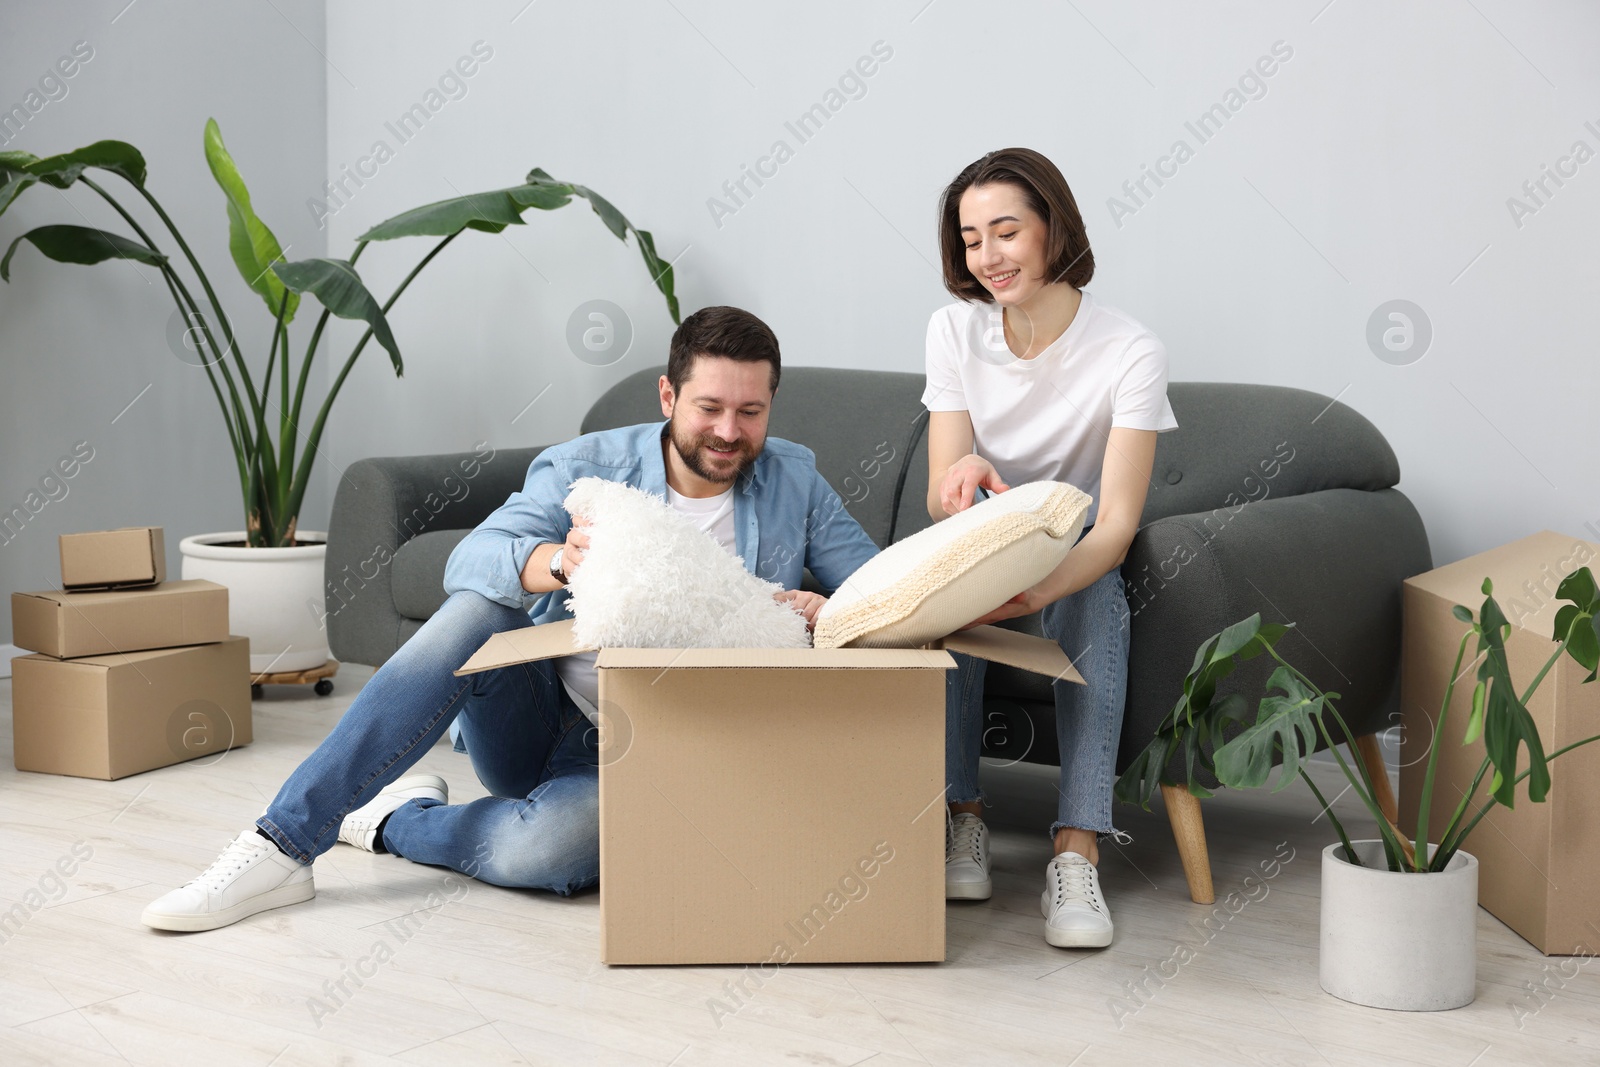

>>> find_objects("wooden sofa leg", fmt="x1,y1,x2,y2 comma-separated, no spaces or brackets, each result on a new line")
1352,733,1398,824
1160,783,1215,905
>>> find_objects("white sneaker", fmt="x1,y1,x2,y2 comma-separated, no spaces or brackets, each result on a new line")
141,830,314,932
338,773,447,852
1041,851,1113,948
945,811,992,900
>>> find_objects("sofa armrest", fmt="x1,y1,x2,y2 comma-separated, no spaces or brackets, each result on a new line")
324,444,545,667
1121,487,1432,783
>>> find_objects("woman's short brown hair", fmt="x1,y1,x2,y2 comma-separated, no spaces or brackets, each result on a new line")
667,305,781,395
937,147,1095,302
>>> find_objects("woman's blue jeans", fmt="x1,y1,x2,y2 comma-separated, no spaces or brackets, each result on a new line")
256,590,599,894
944,564,1132,837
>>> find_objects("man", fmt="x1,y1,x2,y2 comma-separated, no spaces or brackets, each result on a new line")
142,306,879,931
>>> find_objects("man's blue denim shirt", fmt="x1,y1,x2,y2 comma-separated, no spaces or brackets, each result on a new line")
443,421,881,624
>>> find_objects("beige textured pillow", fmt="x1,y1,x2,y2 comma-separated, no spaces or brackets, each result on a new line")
813,481,1092,649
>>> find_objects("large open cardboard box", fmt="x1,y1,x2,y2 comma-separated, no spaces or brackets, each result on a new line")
458,619,1081,965
1399,530,1600,955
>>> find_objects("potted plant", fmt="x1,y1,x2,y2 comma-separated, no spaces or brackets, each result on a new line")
1116,566,1600,1010
1,123,679,673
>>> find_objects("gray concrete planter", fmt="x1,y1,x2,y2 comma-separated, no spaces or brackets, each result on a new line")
1319,840,1479,1010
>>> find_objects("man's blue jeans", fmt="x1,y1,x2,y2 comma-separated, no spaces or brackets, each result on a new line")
944,564,1132,838
256,590,599,894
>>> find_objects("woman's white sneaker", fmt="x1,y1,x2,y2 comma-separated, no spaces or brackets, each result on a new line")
945,811,993,900
141,831,313,932
1041,851,1113,948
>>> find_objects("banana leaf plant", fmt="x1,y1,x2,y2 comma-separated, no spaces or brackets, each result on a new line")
1115,567,1600,872
0,122,679,547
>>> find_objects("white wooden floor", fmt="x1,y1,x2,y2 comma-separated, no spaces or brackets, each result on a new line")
2,667,1597,1067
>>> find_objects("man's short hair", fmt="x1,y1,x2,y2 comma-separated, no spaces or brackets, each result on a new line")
666,305,781,395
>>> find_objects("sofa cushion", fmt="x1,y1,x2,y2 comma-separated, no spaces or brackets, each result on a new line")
390,529,469,620
563,478,810,649
813,481,1092,649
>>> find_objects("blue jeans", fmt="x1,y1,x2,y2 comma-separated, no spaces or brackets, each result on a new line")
256,590,600,894
944,564,1131,837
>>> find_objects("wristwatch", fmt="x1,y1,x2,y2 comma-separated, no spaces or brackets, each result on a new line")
549,546,569,585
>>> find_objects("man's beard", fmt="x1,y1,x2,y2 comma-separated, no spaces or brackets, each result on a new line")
668,416,760,484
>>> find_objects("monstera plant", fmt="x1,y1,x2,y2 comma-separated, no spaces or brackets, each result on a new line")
0,120,680,549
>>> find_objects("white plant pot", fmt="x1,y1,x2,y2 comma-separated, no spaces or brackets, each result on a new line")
179,531,329,674
1319,839,1478,1011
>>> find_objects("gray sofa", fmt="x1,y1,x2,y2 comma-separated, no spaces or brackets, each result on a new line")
324,366,1432,901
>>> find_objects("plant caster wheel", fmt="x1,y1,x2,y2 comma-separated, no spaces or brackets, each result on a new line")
249,660,339,700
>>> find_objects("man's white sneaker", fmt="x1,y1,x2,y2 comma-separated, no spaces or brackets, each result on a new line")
1041,851,1113,948
338,773,447,852
945,811,993,900
141,830,313,932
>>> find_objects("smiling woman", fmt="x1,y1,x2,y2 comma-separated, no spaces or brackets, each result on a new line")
924,147,1179,951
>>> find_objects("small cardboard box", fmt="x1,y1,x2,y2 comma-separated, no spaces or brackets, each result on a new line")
11,580,229,659
1399,530,1600,955
11,635,252,780
459,620,1081,965
59,526,166,589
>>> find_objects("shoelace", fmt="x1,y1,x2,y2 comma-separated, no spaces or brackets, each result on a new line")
187,834,268,890
1049,856,1104,914
947,815,984,865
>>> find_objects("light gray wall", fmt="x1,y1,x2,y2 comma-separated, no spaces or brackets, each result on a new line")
0,0,328,645
4,1,1598,649
320,0,1600,577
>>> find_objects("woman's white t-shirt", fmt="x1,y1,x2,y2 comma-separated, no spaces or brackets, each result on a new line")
920,290,1179,526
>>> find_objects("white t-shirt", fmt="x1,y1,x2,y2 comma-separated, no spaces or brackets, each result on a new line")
920,290,1178,526
555,484,738,718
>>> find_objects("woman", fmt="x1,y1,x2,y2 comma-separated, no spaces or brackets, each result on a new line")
925,147,1177,948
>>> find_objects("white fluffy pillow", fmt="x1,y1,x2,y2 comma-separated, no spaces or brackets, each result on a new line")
561,477,810,650
813,481,1092,649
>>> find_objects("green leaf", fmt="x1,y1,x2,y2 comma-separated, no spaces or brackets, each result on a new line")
1462,681,1487,744
1452,604,1474,623
1213,666,1327,792
1238,622,1290,660
271,257,401,375
1556,567,1599,613
16,140,147,190
0,155,40,217
358,181,576,241
360,171,681,324
1,224,166,281
1212,614,1265,663
203,118,297,324
1475,588,1550,806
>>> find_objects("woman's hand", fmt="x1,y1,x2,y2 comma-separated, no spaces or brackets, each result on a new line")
960,586,1047,630
938,454,1010,516
774,589,827,632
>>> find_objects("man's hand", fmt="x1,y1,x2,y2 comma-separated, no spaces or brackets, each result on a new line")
774,589,827,632
960,586,1046,630
939,454,1010,516
560,519,591,580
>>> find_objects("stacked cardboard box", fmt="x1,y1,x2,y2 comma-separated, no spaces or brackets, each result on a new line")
10,527,251,780
1399,530,1600,955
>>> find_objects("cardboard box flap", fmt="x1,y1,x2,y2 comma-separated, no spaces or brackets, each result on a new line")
455,619,596,676
1404,530,1597,641
596,646,954,670
937,624,1085,685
